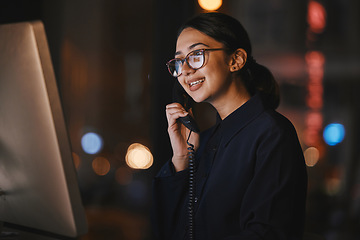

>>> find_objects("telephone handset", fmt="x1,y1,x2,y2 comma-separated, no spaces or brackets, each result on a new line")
172,81,200,133
172,80,198,239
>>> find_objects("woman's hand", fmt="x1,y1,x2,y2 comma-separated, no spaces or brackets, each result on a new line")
166,103,200,172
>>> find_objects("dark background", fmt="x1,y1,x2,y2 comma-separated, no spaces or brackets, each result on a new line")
1,0,360,239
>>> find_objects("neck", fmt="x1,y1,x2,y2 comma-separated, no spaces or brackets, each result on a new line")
211,80,251,120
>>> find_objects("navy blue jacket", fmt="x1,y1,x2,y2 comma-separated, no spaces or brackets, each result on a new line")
152,94,307,240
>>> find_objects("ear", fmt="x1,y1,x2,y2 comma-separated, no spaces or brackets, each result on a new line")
229,48,247,72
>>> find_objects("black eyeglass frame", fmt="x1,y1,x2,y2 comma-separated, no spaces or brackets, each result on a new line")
166,48,226,77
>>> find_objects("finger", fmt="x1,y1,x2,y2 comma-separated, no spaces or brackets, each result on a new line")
166,109,189,126
167,108,188,117
166,103,188,120
166,103,186,114
166,102,184,108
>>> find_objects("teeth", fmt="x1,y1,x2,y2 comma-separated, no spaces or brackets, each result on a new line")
189,79,204,87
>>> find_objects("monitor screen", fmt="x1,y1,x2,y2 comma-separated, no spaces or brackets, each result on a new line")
0,21,87,238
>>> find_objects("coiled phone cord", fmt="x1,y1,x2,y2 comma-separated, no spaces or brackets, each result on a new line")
187,131,195,240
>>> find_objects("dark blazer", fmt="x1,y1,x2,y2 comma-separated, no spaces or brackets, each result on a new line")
152,94,308,240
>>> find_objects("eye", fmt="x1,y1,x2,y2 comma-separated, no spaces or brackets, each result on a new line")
187,51,204,69
188,50,203,61
193,50,204,56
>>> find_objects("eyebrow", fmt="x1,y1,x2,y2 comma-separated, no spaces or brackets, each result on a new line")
175,43,210,56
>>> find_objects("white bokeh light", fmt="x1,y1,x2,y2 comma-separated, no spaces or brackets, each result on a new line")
125,143,153,169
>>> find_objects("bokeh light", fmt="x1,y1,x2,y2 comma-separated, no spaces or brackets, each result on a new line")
92,156,111,176
125,143,153,169
81,132,103,154
307,0,327,33
198,0,222,11
304,147,320,167
323,123,345,146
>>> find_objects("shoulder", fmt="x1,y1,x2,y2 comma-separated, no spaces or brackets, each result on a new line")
238,108,302,152
255,108,297,136
250,109,305,160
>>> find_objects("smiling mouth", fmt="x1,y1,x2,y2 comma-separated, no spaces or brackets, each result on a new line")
189,79,204,87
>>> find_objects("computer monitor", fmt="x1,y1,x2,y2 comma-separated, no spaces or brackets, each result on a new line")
0,21,87,239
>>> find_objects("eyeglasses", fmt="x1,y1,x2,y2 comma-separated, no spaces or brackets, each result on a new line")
166,48,226,77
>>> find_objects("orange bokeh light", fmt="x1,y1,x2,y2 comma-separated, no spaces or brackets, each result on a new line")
92,156,111,176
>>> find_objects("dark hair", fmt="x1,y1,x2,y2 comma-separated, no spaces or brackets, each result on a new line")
178,12,280,109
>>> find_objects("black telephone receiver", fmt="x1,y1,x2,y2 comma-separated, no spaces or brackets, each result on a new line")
172,81,200,133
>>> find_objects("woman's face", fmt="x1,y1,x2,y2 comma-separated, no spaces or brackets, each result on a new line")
175,27,233,105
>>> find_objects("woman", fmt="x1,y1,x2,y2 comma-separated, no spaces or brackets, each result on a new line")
152,12,307,240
